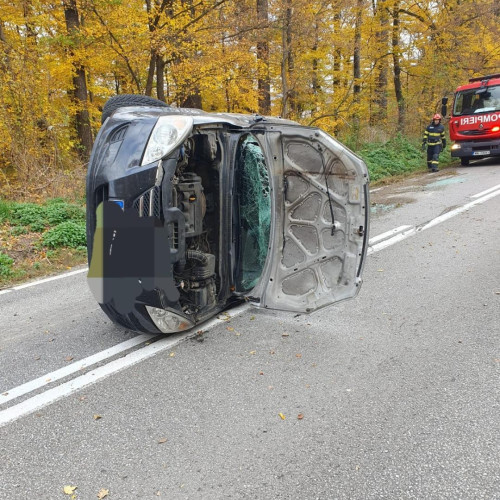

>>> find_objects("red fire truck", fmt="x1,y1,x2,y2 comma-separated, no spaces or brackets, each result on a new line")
442,73,500,166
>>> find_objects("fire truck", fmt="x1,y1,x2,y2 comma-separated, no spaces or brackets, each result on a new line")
442,73,500,166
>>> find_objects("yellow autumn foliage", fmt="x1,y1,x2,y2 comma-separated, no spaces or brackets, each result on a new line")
0,0,498,197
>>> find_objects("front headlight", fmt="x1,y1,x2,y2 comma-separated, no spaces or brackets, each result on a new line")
451,143,461,150
145,305,194,333
141,115,193,166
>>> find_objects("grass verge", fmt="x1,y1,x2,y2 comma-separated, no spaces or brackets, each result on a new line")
0,199,87,288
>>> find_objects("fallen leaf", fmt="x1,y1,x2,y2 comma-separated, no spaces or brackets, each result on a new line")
259,371,264,375
65,356,74,362
169,352,175,357
93,414,102,420
249,350,256,355
295,353,302,358
63,486,77,495
250,316,255,320
79,396,87,401
279,413,286,420
297,414,304,420
158,438,168,444
269,350,275,355
226,326,234,331
377,269,384,272
97,489,109,499
282,332,289,337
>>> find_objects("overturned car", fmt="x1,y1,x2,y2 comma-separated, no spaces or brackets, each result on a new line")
86,95,370,334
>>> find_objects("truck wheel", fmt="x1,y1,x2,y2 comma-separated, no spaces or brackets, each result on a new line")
460,157,470,166
101,94,169,123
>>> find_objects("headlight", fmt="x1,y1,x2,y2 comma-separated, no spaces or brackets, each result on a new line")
451,143,461,150
145,305,194,333
141,115,193,166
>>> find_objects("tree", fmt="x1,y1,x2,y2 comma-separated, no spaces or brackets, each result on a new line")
63,0,93,158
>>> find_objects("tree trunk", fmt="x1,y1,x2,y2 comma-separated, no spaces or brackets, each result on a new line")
63,0,93,159
280,0,294,117
156,54,165,101
392,1,405,132
333,14,341,89
145,50,156,96
353,0,362,100
256,0,271,115
372,0,389,124
312,19,320,103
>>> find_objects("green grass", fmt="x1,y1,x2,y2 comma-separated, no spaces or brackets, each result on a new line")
0,198,88,287
8,200,85,233
42,220,87,248
0,252,14,277
357,134,454,182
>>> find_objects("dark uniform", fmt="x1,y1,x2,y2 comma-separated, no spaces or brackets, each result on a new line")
422,117,446,172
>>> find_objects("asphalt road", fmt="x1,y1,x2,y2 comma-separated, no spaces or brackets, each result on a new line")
1,159,499,500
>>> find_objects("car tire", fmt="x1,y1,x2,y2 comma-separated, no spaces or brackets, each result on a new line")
101,94,169,123
460,157,470,166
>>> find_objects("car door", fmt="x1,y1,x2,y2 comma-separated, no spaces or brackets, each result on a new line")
249,124,369,313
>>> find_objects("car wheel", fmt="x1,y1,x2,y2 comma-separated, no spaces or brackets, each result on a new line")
460,157,470,166
101,94,169,123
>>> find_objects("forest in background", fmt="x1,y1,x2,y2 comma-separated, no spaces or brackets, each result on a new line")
0,0,499,198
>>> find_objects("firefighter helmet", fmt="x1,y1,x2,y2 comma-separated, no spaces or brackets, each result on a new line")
433,113,442,120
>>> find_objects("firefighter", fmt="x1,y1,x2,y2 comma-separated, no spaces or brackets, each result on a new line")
422,113,446,172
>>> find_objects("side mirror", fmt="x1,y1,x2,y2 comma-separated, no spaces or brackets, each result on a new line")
441,97,448,118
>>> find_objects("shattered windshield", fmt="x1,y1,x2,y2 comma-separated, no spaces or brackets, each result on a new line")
235,135,271,292
453,84,500,115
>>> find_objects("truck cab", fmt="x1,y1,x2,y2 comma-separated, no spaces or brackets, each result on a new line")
443,74,500,166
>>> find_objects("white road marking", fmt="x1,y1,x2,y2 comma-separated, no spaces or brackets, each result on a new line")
0,334,155,405
368,225,413,246
0,267,88,295
0,303,249,427
368,227,417,254
469,183,500,199
368,188,500,253
1,184,499,427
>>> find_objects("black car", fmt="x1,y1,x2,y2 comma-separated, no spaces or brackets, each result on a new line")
86,95,370,334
